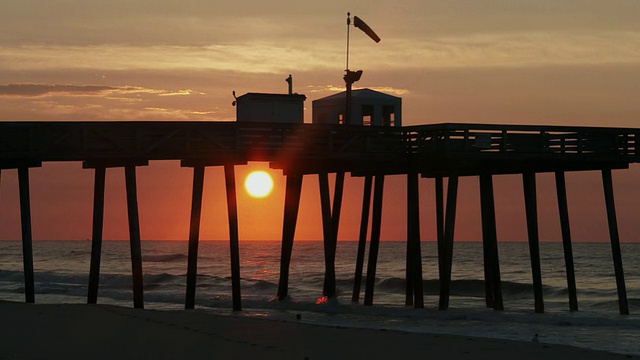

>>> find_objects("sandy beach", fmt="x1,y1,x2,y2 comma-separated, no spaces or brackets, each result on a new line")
0,301,634,360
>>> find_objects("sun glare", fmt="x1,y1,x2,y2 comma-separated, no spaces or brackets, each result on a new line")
244,171,274,198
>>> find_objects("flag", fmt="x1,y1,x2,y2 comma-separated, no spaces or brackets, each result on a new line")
353,16,381,43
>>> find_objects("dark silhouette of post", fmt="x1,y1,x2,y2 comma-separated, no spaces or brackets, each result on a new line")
318,173,334,296
185,165,205,309
364,175,385,306
319,172,341,298
352,175,372,303
125,165,144,309
407,171,424,308
554,171,578,311
438,175,458,310
479,174,503,310
88,166,106,304
435,177,445,252
225,164,242,311
18,166,35,304
601,169,629,315
331,172,345,247
277,173,303,300
523,171,544,313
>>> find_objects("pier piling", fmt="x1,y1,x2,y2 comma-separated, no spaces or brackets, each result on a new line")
479,174,503,311
18,166,35,304
435,176,445,258
88,166,106,304
224,164,242,311
319,173,337,298
554,171,578,311
407,171,424,308
523,171,544,313
185,165,205,309
125,165,144,309
601,169,629,315
438,175,458,310
332,172,345,241
277,173,303,300
364,175,385,306
352,175,372,303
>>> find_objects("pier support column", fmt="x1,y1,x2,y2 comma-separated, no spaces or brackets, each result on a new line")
438,175,458,310
407,171,424,308
352,175,372,303
18,167,35,304
479,174,503,311
319,173,338,298
364,175,385,306
225,164,242,311
601,169,629,315
332,172,345,240
328,172,345,297
88,166,106,304
185,165,205,310
435,176,445,253
523,171,544,313
554,171,578,311
277,173,303,300
125,165,144,309
319,172,345,298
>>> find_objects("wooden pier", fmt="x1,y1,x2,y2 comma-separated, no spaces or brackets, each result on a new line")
1,121,638,314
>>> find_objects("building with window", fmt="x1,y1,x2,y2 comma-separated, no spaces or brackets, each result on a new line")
312,88,402,127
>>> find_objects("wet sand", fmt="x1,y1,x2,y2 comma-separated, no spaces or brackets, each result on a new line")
0,301,633,359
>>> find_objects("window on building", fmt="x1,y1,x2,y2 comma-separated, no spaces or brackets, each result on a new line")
383,106,395,127
362,105,374,126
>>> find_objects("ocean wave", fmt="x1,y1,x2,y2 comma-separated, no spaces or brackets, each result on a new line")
142,254,188,263
243,279,278,292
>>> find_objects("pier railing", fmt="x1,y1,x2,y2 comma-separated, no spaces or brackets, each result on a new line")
404,123,640,157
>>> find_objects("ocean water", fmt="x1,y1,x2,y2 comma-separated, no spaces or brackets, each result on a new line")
1,240,639,355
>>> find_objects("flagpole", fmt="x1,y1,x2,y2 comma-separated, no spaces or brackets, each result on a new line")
345,12,352,125
346,12,351,72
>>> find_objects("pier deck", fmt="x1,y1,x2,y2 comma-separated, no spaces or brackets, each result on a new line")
1,121,637,173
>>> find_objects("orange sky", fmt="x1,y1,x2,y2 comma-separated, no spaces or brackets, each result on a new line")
1,1,640,242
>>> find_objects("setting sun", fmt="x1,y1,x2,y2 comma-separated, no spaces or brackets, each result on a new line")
244,171,274,198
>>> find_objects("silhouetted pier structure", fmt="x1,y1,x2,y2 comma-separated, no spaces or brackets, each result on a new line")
1,121,638,314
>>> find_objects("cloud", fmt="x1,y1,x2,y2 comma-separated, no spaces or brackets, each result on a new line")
0,83,199,98
306,84,409,96
158,89,204,96
0,83,119,97
1,30,639,78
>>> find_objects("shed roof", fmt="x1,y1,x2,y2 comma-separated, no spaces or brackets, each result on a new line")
313,88,401,102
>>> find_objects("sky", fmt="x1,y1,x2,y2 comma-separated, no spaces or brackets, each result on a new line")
1,0,640,243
